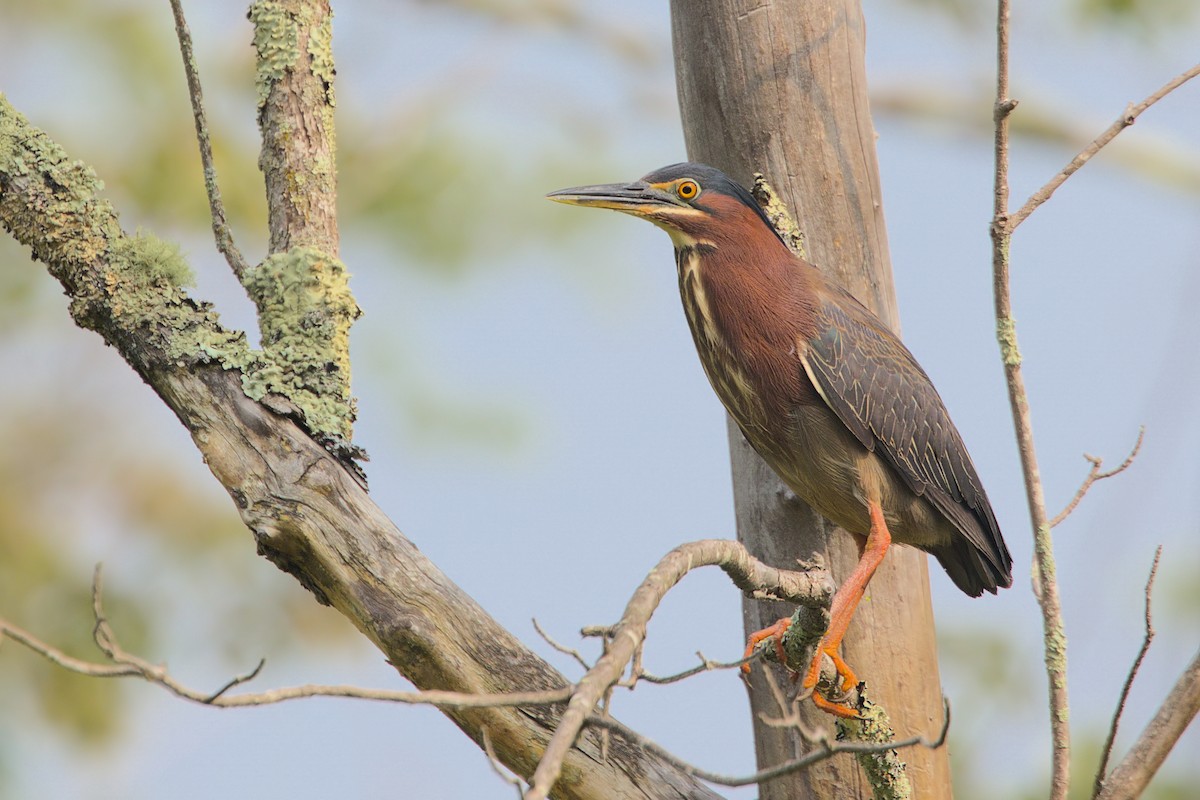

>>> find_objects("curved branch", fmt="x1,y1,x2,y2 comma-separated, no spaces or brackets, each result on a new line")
1093,546,1161,796
524,539,830,800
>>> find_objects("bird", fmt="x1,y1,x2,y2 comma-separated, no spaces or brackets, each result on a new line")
547,162,1012,718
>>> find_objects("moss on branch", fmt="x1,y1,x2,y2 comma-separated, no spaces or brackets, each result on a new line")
0,95,356,449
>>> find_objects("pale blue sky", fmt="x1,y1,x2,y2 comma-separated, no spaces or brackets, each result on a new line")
1,1,1197,798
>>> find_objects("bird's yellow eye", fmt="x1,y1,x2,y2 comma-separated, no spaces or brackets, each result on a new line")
677,180,699,200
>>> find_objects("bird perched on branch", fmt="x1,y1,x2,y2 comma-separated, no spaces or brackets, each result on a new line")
548,163,1012,717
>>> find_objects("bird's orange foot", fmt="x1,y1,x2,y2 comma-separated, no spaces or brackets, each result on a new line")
741,617,792,674
802,642,861,718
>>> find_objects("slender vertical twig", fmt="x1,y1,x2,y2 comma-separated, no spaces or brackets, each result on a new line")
1092,546,1161,797
990,2,1072,798
167,0,252,281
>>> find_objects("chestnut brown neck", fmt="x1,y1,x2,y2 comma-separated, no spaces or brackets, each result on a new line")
673,198,821,429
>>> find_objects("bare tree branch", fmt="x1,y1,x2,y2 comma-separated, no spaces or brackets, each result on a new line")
1095,648,1200,800
0,567,574,711
582,701,949,790
483,726,530,800
991,1,1071,796
1093,546,1161,797
992,18,1198,800
1009,63,1200,231
532,617,593,672
167,0,252,280
524,539,830,800
637,652,756,686
1051,427,1145,528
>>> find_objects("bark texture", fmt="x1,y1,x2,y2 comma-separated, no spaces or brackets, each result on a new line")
670,2,953,797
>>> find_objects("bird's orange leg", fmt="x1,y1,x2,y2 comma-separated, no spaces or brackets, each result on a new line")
801,501,892,718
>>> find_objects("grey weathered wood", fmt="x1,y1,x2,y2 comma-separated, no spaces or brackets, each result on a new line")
670,2,954,797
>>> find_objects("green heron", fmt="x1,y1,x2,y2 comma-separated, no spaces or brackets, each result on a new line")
548,163,1012,717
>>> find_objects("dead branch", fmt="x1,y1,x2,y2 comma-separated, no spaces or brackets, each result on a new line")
582,697,949,790
991,0,1069,793
1095,648,1200,800
482,726,529,799
1051,427,1145,528
637,652,756,686
524,539,830,800
167,0,251,280
0,566,573,711
532,618,593,672
1009,63,1200,230
1093,547,1161,797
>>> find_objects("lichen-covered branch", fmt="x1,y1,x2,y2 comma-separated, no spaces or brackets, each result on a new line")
249,0,339,256
0,93,721,800
242,0,358,445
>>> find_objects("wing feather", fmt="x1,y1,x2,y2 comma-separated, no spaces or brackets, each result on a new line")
799,288,1011,591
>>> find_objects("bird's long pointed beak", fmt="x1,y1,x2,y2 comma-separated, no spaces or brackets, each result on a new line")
546,180,681,215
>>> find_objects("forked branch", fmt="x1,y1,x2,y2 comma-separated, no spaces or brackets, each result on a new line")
1093,546,1161,796
524,538,830,800
1051,427,1145,528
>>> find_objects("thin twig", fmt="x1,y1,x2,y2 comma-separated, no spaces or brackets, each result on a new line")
482,726,528,800
1009,63,1200,230
1093,546,1162,797
637,651,758,685
1,568,574,712
1051,427,1145,528
991,1,1072,797
583,699,949,788
522,539,829,800
167,0,252,280
531,618,592,672
204,658,266,703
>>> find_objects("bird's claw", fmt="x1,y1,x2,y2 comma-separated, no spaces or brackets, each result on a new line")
741,618,792,674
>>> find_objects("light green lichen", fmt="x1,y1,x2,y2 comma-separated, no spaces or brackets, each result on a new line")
110,231,194,288
2,95,254,379
248,1,301,111
752,172,808,259
1,95,116,271
307,10,336,107
242,246,360,440
837,696,914,800
996,315,1022,367
3,94,361,450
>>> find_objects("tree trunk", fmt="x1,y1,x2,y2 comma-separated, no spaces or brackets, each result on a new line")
670,2,954,798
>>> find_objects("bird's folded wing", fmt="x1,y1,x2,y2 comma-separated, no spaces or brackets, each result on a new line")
797,288,1007,572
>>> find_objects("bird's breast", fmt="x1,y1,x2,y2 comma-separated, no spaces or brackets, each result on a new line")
676,248,771,439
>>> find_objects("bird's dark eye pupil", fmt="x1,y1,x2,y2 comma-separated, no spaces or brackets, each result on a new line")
679,181,698,199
